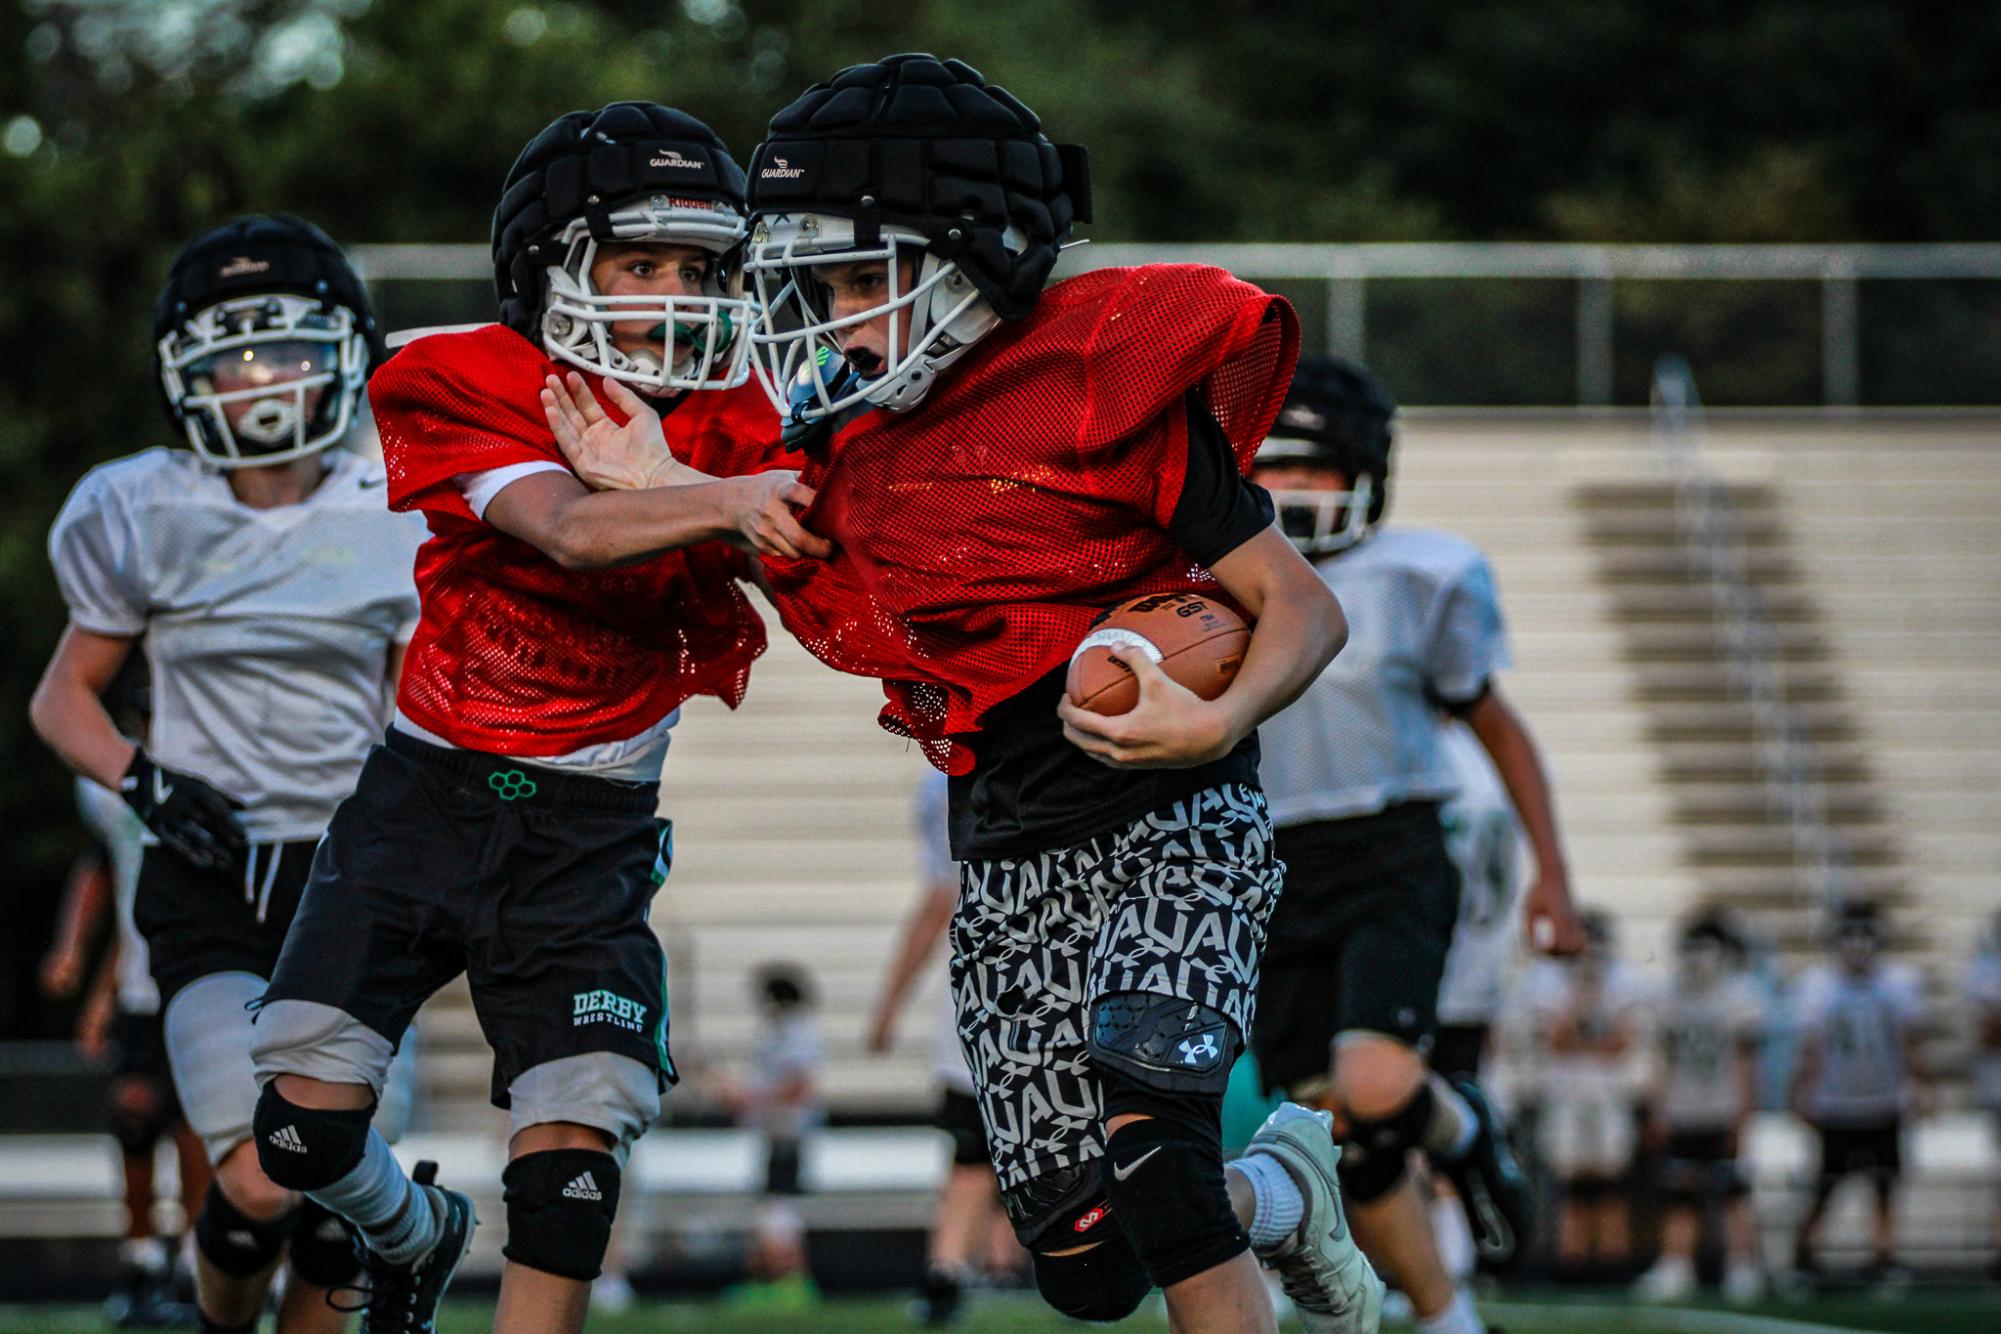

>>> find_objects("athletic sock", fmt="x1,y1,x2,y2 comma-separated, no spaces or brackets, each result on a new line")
1230,1151,1306,1252
306,1129,438,1266
1424,1075,1479,1161
1418,1288,1485,1334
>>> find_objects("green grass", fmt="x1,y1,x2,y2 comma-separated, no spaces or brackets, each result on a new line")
0,1291,1990,1333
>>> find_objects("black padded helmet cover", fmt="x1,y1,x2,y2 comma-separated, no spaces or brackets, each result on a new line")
747,54,1091,320
492,102,749,336
1267,355,1398,523
152,213,383,367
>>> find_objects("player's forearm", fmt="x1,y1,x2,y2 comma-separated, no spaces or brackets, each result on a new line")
1469,692,1571,884
878,887,955,1014
1210,535,1347,742
29,673,137,790
543,480,740,569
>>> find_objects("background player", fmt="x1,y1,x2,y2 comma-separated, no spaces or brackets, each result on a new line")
1635,911,1766,1302
245,104,824,1334
1790,901,1929,1282
1250,354,1586,1334
560,52,1379,1334
1966,910,2001,1279
30,214,427,1334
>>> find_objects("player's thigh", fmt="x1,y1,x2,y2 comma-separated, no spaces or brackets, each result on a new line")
471,808,676,1158
164,971,276,1165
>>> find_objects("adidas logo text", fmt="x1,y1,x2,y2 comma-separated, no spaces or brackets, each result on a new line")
268,1125,308,1153
562,1171,603,1201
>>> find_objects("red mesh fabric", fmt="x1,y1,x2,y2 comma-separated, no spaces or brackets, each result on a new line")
371,324,779,754
761,264,1298,772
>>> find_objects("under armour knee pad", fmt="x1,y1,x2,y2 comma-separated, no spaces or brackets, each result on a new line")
502,1149,620,1281
193,1181,296,1278
1088,993,1239,1096
1102,1115,1249,1288
286,1199,361,1288
1338,1083,1433,1203
1031,1231,1152,1323
251,1084,374,1192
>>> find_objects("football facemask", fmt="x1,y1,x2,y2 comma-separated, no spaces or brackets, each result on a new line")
744,213,999,428
1261,464,1377,556
157,294,367,468
541,197,754,394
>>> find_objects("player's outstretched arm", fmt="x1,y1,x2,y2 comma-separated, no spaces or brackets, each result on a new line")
541,371,719,491
867,884,956,1052
1463,689,1586,956
484,464,831,568
1059,524,1345,768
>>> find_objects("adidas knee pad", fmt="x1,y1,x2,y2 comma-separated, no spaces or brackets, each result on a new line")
285,1199,361,1288
502,1149,620,1281
1101,1114,1249,1288
1339,1084,1433,1203
251,1084,374,1192
193,1181,296,1278
1030,1231,1152,1323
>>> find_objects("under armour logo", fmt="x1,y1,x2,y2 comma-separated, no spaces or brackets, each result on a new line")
1178,1031,1221,1067
562,1171,603,1201
488,769,538,801
268,1125,308,1153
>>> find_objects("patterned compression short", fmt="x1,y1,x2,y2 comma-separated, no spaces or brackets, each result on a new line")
949,783,1283,1191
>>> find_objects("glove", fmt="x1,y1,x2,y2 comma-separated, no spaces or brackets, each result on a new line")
119,749,247,871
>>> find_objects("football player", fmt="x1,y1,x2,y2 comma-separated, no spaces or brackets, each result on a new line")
31,214,428,1334
1635,911,1765,1303
558,53,1380,1334
1790,901,1929,1281
1249,356,1586,1334
242,104,822,1334
1965,910,2001,1279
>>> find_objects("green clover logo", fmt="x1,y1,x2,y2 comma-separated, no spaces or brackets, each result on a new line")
488,769,538,801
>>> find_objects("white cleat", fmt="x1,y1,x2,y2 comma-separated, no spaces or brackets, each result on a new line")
1635,1256,1697,1302
1244,1104,1384,1334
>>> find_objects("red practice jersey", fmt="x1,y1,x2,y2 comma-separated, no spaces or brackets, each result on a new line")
760,264,1297,771
372,324,780,755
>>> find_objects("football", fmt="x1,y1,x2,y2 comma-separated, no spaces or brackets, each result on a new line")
1065,591,1250,716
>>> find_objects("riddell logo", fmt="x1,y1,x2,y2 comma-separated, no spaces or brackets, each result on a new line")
219,255,271,278
760,155,805,180
1072,1204,1110,1234
650,148,702,170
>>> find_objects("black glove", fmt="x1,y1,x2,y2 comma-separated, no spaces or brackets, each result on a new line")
119,749,247,871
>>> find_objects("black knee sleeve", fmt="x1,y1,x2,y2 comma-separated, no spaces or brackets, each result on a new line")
251,1083,374,1192
110,1100,169,1157
1339,1083,1432,1203
286,1199,361,1288
1102,1112,1249,1288
502,1149,620,1281
1031,1231,1152,1323
194,1181,296,1278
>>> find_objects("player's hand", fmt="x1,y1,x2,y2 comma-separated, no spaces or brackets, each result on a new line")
865,1007,897,1054
1056,649,1238,769
120,749,246,871
38,948,85,1001
542,372,696,491
1525,868,1586,956
726,471,833,561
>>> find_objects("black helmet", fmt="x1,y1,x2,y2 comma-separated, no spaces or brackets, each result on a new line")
742,54,1091,425
492,103,752,392
152,213,380,468
1256,355,1398,554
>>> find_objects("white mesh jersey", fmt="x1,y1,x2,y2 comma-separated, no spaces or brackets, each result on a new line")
1657,971,1763,1133
76,777,155,1014
1434,721,1527,1026
1259,527,1510,828
915,768,975,1095
1794,962,1924,1126
1964,948,2001,1113
50,447,425,842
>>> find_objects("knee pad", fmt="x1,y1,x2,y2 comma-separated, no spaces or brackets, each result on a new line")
502,1149,620,1281
1338,1083,1432,1203
1088,993,1240,1099
251,1083,374,1192
194,1181,296,1278
1031,1232,1152,1323
1002,1162,1121,1251
110,1096,169,1157
1102,1113,1248,1288
286,1199,361,1289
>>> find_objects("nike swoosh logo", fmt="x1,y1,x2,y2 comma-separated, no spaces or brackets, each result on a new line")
152,770,173,804
1111,1147,1161,1182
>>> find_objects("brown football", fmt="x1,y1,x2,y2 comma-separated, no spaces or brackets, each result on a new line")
1065,592,1250,716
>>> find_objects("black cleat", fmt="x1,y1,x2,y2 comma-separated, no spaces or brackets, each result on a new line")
347,1160,477,1334
912,1263,965,1326
1438,1078,1530,1273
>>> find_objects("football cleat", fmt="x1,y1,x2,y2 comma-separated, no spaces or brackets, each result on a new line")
352,1161,477,1334
1245,1105,1385,1333
1437,1078,1530,1274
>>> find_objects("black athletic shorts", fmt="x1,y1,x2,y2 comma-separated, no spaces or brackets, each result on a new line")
1253,801,1459,1094
1430,1023,1490,1081
937,1087,990,1168
110,1009,177,1105
260,729,678,1107
134,840,317,1008
1814,1119,1902,1181
1658,1128,1747,1199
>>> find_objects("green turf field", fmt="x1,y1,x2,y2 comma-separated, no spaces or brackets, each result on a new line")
0,1291,1992,1334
